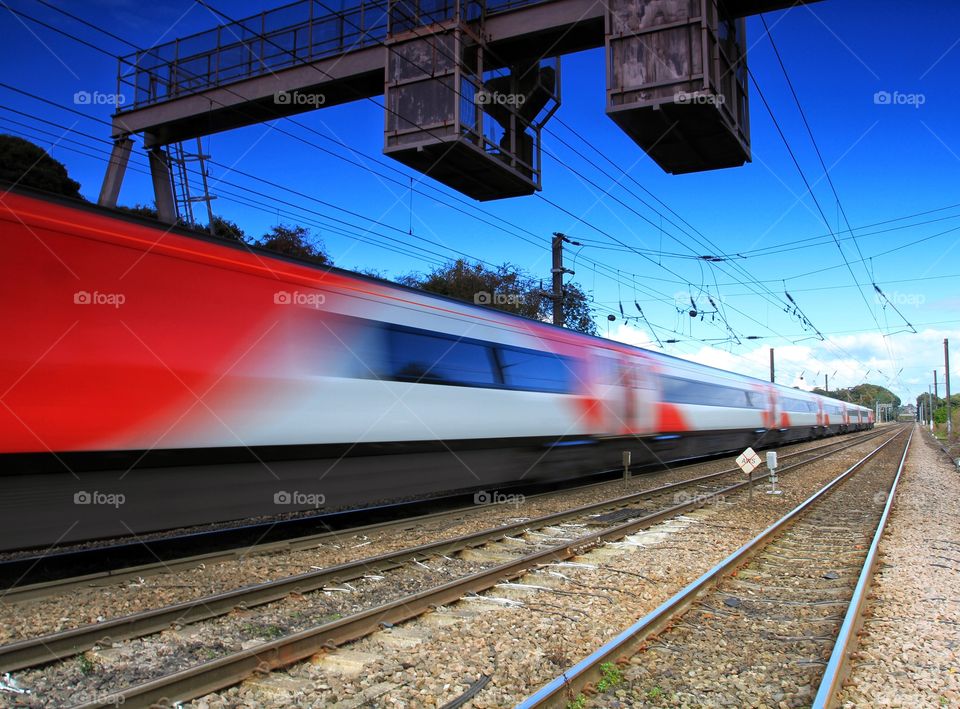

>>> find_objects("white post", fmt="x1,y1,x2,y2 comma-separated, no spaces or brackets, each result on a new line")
765,451,782,495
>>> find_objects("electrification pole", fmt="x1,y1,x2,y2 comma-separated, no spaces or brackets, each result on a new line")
549,233,579,328
946,338,952,437
769,348,775,383
825,373,828,392
929,385,934,431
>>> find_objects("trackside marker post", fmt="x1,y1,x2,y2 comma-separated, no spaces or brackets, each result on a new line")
766,450,782,495
737,447,762,501
622,451,632,486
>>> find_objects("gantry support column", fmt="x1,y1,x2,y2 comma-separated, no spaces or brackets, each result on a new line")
97,137,134,208
148,146,177,225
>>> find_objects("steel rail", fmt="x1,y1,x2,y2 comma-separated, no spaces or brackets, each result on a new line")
810,425,915,708
3,428,885,606
515,427,909,709
0,429,887,673
64,429,899,709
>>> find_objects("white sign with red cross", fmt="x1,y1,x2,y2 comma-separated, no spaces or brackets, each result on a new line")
736,447,762,475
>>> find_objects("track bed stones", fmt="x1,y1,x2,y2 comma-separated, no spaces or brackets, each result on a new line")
839,430,960,708
582,433,908,708
181,434,893,708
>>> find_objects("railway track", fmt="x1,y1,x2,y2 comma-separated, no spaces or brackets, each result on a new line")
518,425,912,708
2,428,885,602
0,428,892,707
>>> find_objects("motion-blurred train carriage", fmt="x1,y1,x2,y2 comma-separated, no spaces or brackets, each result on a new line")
0,187,873,549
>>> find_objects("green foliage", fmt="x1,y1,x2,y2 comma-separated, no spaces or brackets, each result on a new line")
209,215,247,242
400,259,597,336
561,281,599,336
115,203,160,220
647,686,664,700
566,694,587,709
596,662,624,692
77,654,96,675
115,206,249,246
813,383,900,410
0,134,83,198
257,224,331,265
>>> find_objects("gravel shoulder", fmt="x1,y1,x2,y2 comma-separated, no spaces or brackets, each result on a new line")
839,427,960,708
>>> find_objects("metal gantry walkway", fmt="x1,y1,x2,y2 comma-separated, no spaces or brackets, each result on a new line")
102,0,821,218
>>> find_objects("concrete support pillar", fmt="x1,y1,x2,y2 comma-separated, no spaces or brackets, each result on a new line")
148,146,177,225
97,137,134,208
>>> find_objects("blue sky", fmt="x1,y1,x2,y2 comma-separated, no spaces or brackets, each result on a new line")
2,0,958,403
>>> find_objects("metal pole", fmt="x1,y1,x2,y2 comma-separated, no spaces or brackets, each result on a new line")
551,233,564,327
825,373,828,392
946,338,952,437
934,370,938,399
929,385,934,432
769,348,775,383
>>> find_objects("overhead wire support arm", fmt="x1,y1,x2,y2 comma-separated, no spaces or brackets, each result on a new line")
872,284,917,334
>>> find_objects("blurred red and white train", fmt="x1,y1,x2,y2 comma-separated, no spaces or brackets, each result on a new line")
0,188,872,548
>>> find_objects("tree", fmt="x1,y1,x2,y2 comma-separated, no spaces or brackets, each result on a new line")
559,281,599,336
0,135,82,199
814,383,900,412
400,259,598,336
210,215,246,242
115,203,159,220
257,224,331,265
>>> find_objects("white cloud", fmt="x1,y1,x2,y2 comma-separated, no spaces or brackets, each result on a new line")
607,326,960,404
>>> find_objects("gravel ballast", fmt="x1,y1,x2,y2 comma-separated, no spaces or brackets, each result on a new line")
180,433,899,708
0,434,874,645
838,428,960,708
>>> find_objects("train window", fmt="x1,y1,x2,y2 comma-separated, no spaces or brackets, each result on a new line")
384,328,498,387
498,348,574,394
593,355,621,385
662,376,753,408
744,391,767,410
782,397,815,413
